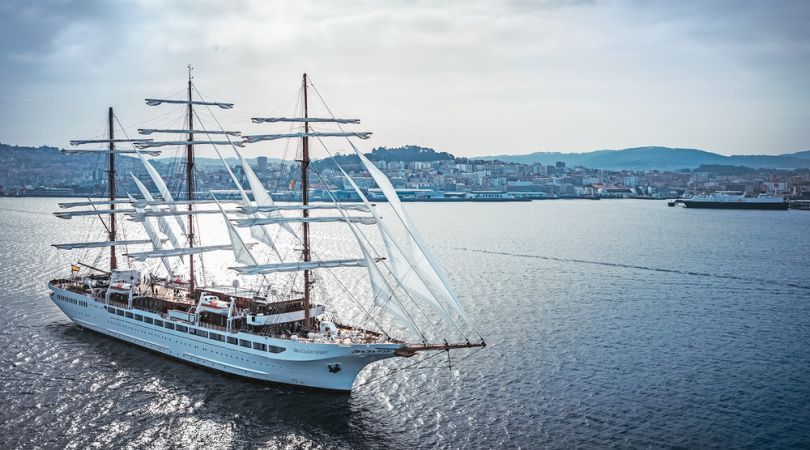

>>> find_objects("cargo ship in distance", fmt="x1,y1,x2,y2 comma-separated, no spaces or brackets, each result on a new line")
678,192,788,210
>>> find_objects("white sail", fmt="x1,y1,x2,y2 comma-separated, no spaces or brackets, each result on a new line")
53,239,154,250
215,201,258,267
137,154,187,234
231,258,369,275
242,132,372,144
339,166,460,328
232,146,298,241
195,133,284,259
251,117,360,124
353,150,474,327
129,194,175,275
233,216,376,227
131,174,183,250
331,188,421,336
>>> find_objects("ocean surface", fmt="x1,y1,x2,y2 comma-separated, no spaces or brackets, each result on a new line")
1,197,809,449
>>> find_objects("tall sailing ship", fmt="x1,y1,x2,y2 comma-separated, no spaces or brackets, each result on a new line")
48,70,484,392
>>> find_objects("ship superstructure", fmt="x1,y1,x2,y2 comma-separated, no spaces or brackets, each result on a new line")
48,70,484,391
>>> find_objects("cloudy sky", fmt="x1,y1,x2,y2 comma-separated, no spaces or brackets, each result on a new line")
0,0,808,157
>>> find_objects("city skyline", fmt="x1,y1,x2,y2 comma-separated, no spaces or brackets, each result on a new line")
1,0,809,157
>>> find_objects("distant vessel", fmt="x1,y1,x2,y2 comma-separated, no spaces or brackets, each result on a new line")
680,192,788,210
48,70,484,392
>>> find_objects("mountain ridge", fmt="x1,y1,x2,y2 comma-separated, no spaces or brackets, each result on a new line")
479,146,810,170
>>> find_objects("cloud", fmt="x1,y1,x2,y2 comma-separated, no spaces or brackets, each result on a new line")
0,0,807,156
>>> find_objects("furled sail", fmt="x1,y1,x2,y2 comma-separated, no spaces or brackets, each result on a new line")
55,209,136,219
127,209,242,221
145,98,233,109
59,199,133,209
238,204,370,214
134,140,244,149
131,174,183,250
251,117,360,124
126,244,243,261
53,239,154,250
231,258,370,275
138,129,240,136
232,216,376,227
131,199,219,208
69,139,152,145
352,150,475,328
242,132,372,144
61,149,161,156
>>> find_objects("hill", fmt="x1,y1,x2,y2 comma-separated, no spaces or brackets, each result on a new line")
312,145,454,171
481,146,810,170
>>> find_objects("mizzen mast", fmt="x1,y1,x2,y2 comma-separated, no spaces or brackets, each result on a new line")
107,107,117,271
301,73,312,329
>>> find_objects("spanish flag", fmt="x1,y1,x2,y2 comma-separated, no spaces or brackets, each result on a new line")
71,264,80,273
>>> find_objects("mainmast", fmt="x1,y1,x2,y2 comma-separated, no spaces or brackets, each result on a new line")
187,65,196,294
108,107,117,271
301,73,312,328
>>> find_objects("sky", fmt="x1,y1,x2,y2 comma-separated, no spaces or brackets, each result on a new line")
0,0,808,158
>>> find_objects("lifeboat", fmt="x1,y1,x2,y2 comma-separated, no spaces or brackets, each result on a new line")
197,294,231,315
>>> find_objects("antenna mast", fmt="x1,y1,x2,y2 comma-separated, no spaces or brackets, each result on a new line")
187,65,196,295
301,73,312,329
108,107,117,271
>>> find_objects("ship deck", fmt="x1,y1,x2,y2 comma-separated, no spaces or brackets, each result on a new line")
49,278,398,345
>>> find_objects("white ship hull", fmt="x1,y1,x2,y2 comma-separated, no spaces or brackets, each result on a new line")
48,285,400,392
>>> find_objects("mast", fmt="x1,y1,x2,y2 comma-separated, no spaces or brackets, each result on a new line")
108,107,117,271
301,73,311,328
187,65,196,295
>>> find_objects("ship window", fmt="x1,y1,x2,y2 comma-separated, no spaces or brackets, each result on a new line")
164,322,175,330
176,325,188,333
106,306,115,313
253,342,266,351
125,312,133,319
154,319,163,327
209,333,224,342
144,317,153,324
192,329,208,338
239,339,251,348
116,309,124,316
134,314,143,321
227,337,238,345
267,345,286,354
